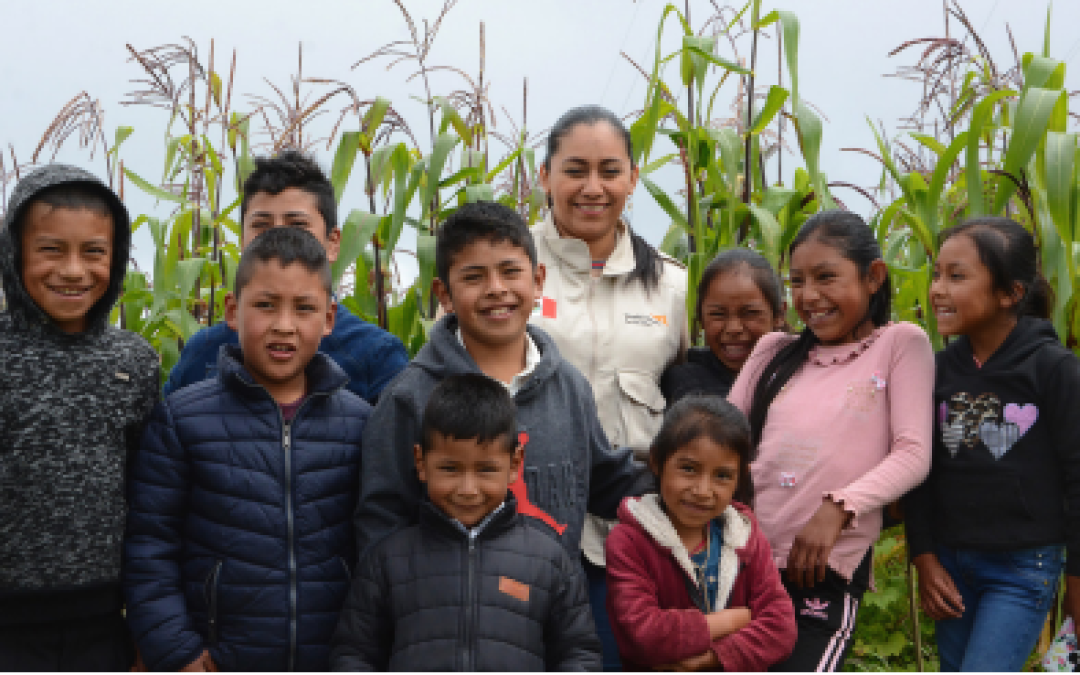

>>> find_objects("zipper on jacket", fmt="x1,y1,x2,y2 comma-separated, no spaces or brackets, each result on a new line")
283,419,298,672
206,560,223,646
462,536,477,671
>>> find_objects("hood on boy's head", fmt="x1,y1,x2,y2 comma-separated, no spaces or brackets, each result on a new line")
0,164,131,332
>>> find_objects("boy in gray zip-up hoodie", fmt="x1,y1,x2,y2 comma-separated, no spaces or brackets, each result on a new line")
354,201,651,561
0,165,159,670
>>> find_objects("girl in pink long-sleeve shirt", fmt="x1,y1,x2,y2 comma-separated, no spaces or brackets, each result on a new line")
728,210,934,671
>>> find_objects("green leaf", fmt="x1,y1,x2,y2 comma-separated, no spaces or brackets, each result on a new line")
332,210,382,286
358,97,390,153
175,258,207,301
965,89,1017,216
124,167,184,204
641,176,690,235
421,133,460,221
111,126,134,155
331,131,362,204
759,10,801,103
466,184,495,203
911,133,947,158
749,86,789,135
747,203,781,266
992,87,1064,214
416,233,437,317
435,97,472,146
1044,132,1076,251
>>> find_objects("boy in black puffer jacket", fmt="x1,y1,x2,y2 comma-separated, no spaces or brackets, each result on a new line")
331,374,601,671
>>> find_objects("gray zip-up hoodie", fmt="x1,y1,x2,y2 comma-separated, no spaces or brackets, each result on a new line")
353,314,653,561
0,165,160,624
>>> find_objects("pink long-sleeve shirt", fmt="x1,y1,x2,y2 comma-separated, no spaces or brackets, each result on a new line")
727,322,934,580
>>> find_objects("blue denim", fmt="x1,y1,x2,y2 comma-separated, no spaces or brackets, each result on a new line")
934,543,1064,671
583,559,622,671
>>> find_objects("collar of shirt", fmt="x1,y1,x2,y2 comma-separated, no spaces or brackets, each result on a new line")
455,328,541,397
450,501,506,539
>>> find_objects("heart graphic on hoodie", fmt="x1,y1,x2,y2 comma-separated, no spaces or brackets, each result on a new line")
944,392,1002,452
978,421,1022,460
942,421,965,457
1004,403,1038,435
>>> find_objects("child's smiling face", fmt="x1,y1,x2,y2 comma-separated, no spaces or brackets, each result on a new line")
414,433,522,528
789,237,887,346
20,202,113,333
701,266,783,372
653,436,741,549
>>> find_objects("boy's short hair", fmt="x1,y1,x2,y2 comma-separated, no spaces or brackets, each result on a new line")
421,373,518,454
435,201,538,286
240,150,337,236
234,227,333,298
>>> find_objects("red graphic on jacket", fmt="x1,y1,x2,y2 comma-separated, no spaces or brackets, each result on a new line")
510,431,567,535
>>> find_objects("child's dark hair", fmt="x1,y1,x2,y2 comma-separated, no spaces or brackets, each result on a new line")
748,210,891,448
697,248,784,325
436,201,537,286
940,216,1052,319
24,183,113,222
544,104,663,293
240,150,337,236
233,226,332,299
650,395,754,506
421,373,518,454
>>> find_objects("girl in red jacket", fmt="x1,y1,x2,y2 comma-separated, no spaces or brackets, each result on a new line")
605,395,797,671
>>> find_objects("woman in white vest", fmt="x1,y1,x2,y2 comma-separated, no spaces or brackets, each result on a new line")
531,105,688,670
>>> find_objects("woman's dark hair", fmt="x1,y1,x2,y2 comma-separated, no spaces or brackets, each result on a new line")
939,216,1051,320
696,248,784,325
650,395,754,507
543,104,662,292
747,210,892,449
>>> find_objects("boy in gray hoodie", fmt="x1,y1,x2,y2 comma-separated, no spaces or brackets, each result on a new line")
0,165,160,670
353,201,651,561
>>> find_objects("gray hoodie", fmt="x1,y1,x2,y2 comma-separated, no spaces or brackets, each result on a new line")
0,165,159,624
353,314,652,560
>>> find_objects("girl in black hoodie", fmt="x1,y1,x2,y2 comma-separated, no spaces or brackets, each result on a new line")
904,217,1080,671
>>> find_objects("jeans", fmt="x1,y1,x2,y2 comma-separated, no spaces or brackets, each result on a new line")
583,558,621,671
934,543,1064,671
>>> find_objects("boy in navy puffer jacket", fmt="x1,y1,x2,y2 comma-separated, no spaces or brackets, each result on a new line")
331,374,601,671
124,228,371,671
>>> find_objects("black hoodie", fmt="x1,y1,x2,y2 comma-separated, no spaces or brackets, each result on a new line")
905,317,1080,576
0,165,160,624
659,346,738,404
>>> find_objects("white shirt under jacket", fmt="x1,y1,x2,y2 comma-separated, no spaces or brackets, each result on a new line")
529,213,688,565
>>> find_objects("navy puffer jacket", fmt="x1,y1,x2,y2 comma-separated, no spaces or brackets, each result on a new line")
124,345,371,672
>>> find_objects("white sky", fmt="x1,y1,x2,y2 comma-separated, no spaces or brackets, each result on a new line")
3,0,1079,284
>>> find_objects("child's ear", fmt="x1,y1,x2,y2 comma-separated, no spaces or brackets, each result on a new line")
999,281,1026,311
413,444,427,483
866,259,889,294
533,262,547,299
433,277,454,315
647,455,660,477
323,298,336,337
224,292,239,330
325,228,342,264
508,444,524,484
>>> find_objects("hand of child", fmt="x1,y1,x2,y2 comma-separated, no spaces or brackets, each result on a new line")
786,499,849,588
912,553,964,620
653,649,719,671
179,650,218,672
704,607,751,640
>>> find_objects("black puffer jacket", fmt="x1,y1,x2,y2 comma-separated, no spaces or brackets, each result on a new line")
331,494,601,672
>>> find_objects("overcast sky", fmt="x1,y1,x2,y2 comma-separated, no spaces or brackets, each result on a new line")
4,0,1079,281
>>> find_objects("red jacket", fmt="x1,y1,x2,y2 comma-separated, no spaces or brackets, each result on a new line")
605,495,796,671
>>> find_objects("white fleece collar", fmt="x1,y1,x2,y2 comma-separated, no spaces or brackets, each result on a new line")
626,493,751,611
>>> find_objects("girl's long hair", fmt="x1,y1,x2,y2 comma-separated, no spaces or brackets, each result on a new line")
747,211,892,451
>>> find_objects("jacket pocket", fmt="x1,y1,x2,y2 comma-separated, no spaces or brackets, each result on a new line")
203,560,223,646
616,370,666,455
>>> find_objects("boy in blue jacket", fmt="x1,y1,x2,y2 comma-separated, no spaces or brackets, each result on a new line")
124,227,371,671
162,149,408,404
332,374,601,671
353,201,651,562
